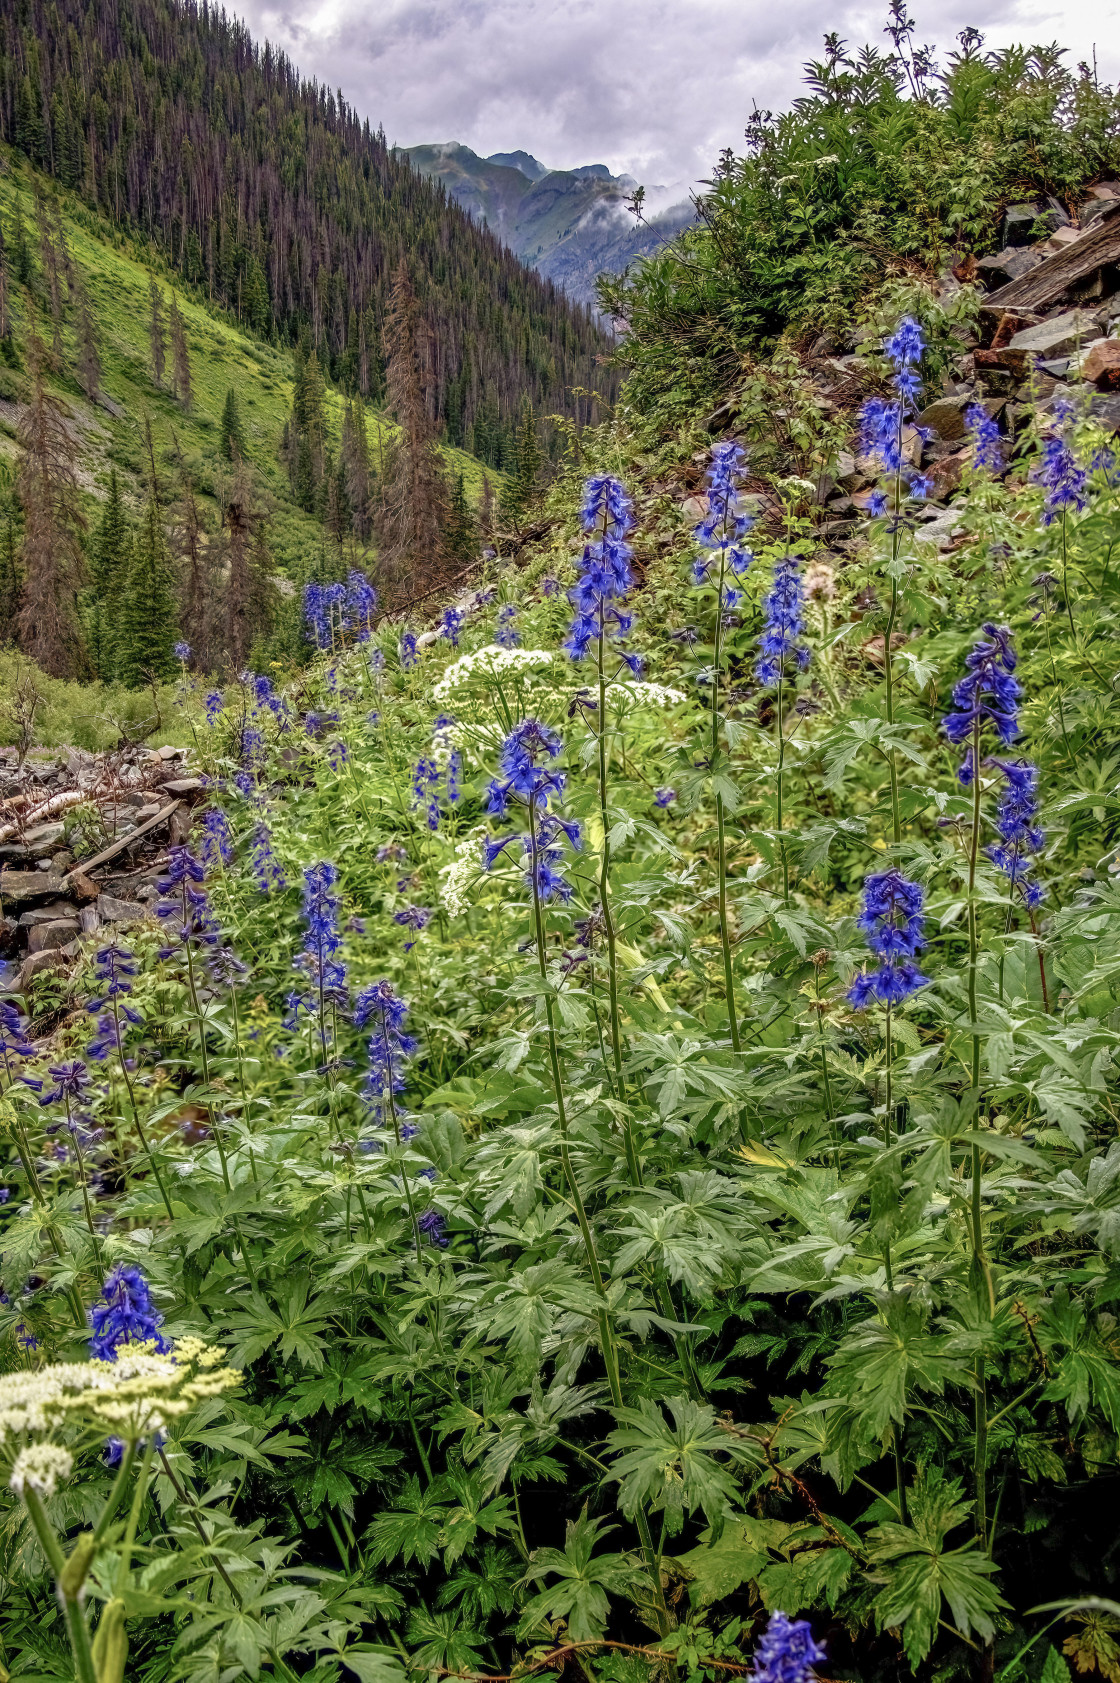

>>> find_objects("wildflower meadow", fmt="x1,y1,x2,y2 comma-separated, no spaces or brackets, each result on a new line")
3,313,1120,1683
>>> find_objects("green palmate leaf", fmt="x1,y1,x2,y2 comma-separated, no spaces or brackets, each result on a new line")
826,1298,973,1438
405,1606,487,1672
366,1477,449,1567
869,1470,1007,1666
675,1516,789,1606
517,1514,644,1643
606,1396,760,1525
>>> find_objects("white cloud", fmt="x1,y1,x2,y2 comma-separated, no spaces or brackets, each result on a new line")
232,0,1120,190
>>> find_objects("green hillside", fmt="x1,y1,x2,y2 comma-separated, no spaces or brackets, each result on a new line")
0,147,490,588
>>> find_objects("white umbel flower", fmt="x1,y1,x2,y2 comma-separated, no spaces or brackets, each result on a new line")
604,681,687,709
10,1443,73,1499
432,645,554,701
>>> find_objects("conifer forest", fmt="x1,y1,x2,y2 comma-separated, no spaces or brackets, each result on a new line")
4,4,1120,1682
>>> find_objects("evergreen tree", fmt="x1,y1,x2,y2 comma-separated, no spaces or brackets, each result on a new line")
479,474,494,538
10,203,33,289
0,219,10,343
15,333,88,677
148,274,166,387
220,388,247,461
445,474,478,566
35,194,63,371
501,400,543,524
170,433,213,670
218,462,274,668
373,261,453,607
120,426,178,686
169,292,192,408
86,468,132,681
76,280,101,403
341,399,374,541
0,493,21,640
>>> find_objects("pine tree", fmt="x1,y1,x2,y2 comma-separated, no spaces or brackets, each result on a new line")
341,400,374,541
0,494,21,640
0,219,10,343
373,261,453,607
75,279,101,403
501,400,543,524
86,469,131,681
15,333,88,677
445,474,478,566
170,433,213,670
218,462,274,668
9,205,31,289
120,425,178,686
169,292,192,409
479,474,494,538
220,388,247,461
35,194,63,371
148,275,166,387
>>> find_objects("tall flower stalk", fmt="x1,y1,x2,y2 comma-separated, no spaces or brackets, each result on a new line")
87,943,175,1221
942,620,1023,1548
565,474,643,1171
693,443,753,1044
756,554,810,902
859,316,930,846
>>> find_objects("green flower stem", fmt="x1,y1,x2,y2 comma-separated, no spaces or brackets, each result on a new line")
110,998,176,1220
0,1064,84,1325
113,1438,156,1596
91,1440,139,1547
22,1487,98,1683
966,716,990,1548
711,547,741,1052
526,800,670,1633
382,1008,424,1267
596,603,640,1185
156,1448,243,1604
775,675,789,903
883,577,902,848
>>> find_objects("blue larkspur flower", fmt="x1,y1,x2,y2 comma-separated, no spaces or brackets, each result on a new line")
0,1002,36,1071
441,606,464,647
89,1265,171,1360
1033,429,1088,524
750,1611,826,1683
693,440,753,588
966,404,1004,473
346,570,377,634
156,846,219,958
942,622,1021,783
355,979,418,1127
484,720,580,905
400,631,418,669
201,807,233,869
987,758,1045,911
756,555,810,688
564,473,637,663
848,869,930,1008
252,820,287,894
174,640,190,662
495,604,521,648
205,691,224,726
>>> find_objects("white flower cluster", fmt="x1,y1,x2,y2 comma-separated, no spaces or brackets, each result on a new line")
432,645,554,701
604,681,688,710
0,1339,238,1469
440,839,486,918
9,1443,73,1499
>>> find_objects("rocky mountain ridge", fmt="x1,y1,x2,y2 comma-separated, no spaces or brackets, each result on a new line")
400,141,693,309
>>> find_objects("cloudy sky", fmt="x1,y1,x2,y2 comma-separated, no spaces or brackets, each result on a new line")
231,0,1120,194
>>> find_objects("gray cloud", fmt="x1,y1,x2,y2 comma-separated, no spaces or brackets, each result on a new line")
232,0,1120,190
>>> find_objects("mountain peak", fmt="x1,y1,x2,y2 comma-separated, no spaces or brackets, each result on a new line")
485,149,549,181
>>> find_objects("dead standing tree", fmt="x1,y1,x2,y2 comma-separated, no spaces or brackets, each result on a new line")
15,330,88,677
373,261,455,609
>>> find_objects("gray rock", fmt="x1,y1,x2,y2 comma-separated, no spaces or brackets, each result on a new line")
1089,393,1120,430
18,902,76,927
79,906,101,934
916,395,972,441
22,822,65,848
133,804,163,822
1082,197,1119,230
1037,358,1071,377
19,949,67,992
1001,197,1068,246
162,778,203,797
28,919,80,954
0,871,64,906
977,246,1044,287
97,894,145,924
1007,309,1100,360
